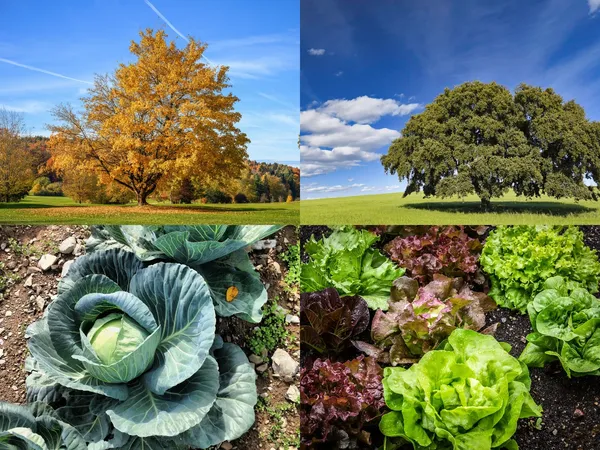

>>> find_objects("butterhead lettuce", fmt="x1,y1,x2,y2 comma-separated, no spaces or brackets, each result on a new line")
380,329,542,450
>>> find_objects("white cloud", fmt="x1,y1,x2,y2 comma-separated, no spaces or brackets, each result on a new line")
589,0,600,13
335,71,344,77
319,96,421,124
300,96,419,177
307,48,326,56
348,178,354,182
0,101,51,114
303,183,365,193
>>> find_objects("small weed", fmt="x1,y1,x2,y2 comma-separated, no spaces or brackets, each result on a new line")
40,238,59,254
280,243,300,290
249,299,289,357
8,238,41,258
0,262,21,292
257,397,299,446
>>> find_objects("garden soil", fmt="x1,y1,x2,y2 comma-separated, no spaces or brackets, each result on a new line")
0,225,300,450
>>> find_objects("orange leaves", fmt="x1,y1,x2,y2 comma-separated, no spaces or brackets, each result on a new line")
47,29,248,205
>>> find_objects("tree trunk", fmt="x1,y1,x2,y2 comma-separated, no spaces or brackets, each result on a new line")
137,191,149,206
480,197,491,210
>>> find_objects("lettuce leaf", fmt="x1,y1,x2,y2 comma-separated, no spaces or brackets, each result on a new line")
301,227,405,310
480,226,600,313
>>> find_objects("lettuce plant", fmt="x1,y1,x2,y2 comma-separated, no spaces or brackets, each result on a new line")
384,226,486,287
380,329,542,450
25,248,257,449
520,276,600,377
0,402,87,449
481,225,600,313
300,356,384,449
300,288,370,354
301,227,405,310
85,225,281,322
355,275,496,365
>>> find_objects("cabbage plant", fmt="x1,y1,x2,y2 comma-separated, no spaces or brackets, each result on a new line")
380,329,542,450
83,225,281,323
0,402,87,449
25,248,257,449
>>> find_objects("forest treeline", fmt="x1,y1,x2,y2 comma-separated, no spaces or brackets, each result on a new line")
3,135,299,205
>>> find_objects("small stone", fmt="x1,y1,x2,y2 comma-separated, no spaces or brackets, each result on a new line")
24,275,33,288
6,261,16,270
271,349,299,381
4,311,12,317
285,385,300,403
11,385,17,391
59,236,77,254
35,296,45,311
574,408,585,419
285,314,300,325
552,429,558,436
61,260,74,278
256,363,269,373
38,254,58,271
251,239,277,251
271,261,281,275
249,354,263,365
220,442,233,450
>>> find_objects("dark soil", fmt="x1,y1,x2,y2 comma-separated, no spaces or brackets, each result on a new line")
299,225,600,450
0,225,300,450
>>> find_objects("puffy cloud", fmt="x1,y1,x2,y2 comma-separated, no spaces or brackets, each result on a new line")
319,96,421,124
302,182,365,193
590,0,600,13
307,48,326,56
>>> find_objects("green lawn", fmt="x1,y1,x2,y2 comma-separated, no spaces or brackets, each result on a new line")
0,196,298,225
300,192,600,225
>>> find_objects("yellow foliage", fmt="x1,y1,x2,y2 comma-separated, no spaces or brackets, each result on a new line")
48,29,248,206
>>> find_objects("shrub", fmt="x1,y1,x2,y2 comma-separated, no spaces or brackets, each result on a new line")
234,192,249,203
380,329,542,450
205,188,232,204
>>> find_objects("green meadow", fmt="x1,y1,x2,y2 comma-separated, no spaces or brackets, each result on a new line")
0,196,299,225
300,191,600,225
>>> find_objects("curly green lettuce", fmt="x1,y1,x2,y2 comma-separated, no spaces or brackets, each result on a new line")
480,226,600,313
380,329,542,450
301,227,405,310
520,276,600,377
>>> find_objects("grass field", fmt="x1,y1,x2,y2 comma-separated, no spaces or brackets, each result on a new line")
0,196,299,225
301,191,600,225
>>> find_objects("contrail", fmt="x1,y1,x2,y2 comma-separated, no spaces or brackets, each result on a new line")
0,58,93,84
143,0,214,65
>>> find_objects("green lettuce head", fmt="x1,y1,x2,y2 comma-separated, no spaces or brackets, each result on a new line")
380,329,542,450
25,248,258,449
520,276,600,377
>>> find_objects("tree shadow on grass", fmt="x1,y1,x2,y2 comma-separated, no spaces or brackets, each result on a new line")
403,200,596,216
153,205,292,213
0,202,87,210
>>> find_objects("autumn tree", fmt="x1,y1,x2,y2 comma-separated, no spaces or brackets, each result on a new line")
48,29,249,206
0,109,34,202
382,81,600,208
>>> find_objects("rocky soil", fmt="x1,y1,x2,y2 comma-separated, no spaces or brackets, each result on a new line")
0,225,300,450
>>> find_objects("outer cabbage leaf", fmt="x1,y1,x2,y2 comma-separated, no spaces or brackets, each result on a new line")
520,276,600,377
381,329,542,450
300,288,370,354
300,227,405,310
481,226,600,313
85,225,279,322
357,275,496,365
300,356,384,449
0,402,87,450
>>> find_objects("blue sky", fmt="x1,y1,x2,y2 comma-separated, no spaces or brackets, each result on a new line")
300,0,600,199
0,0,299,164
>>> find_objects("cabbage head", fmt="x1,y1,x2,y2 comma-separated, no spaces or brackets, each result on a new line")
26,248,257,449
380,329,542,450
83,225,281,323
